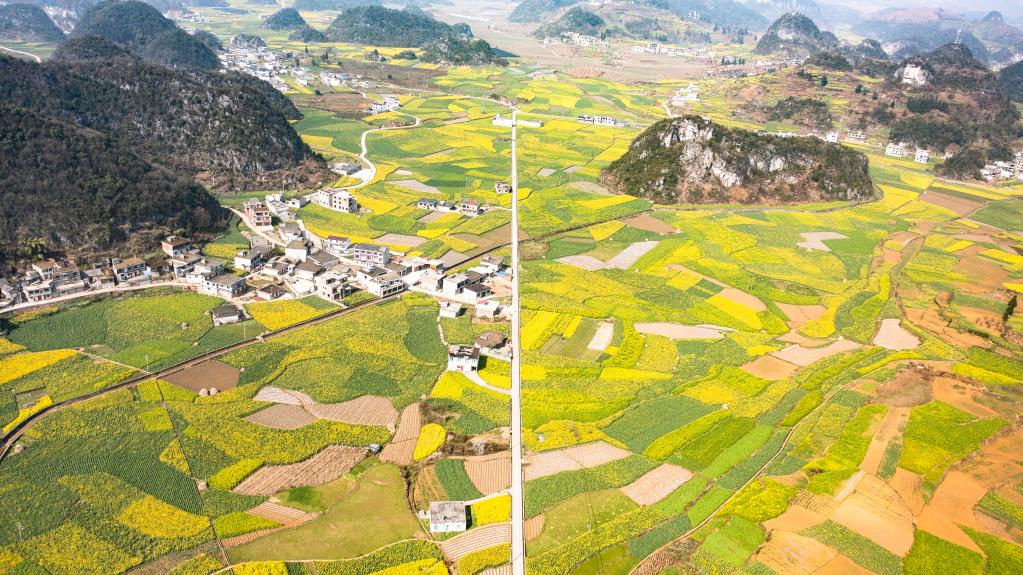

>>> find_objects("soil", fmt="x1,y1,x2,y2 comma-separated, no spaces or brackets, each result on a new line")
233,445,367,496
832,474,915,556
524,441,631,481
524,514,545,541
440,523,511,562
763,505,826,533
872,318,921,350
874,366,934,407
245,404,317,430
634,322,727,340
306,395,400,428
932,376,1000,419
740,355,800,380
621,464,695,506
463,451,512,495
557,254,607,271
297,91,372,117
796,231,847,252
606,241,660,270
587,320,615,351
622,213,677,234
860,407,910,475
771,339,861,367
919,191,984,216
380,403,423,466
755,531,836,575
888,467,927,516
164,360,240,393
916,471,987,553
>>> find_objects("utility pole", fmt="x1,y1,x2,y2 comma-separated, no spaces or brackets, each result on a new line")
508,107,526,575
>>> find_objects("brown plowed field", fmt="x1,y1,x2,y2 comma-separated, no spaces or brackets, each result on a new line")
463,452,511,495
380,403,422,465
252,386,315,406
306,395,399,427
524,441,631,481
247,501,310,524
524,515,545,541
233,445,367,496
244,404,317,430
832,474,915,556
164,360,239,393
621,464,694,506
440,523,511,562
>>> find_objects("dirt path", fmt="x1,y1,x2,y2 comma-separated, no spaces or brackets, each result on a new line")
0,44,40,63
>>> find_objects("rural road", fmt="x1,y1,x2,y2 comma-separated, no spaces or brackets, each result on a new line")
335,108,422,192
1,279,181,315
0,44,41,63
230,207,284,247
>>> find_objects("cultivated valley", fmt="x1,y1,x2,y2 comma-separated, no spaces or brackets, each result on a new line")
1,1,1023,575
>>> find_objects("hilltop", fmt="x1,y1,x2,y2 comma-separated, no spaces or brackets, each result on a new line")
509,0,578,23
754,13,837,56
71,0,219,69
324,5,466,47
0,3,64,42
263,7,306,30
292,0,379,11
601,115,872,205
534,7,606,39
2,37,329,192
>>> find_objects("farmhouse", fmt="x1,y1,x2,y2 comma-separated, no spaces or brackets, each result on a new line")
351,243,390,266
316,189,359,213
475,331,507,350
332,162,362,176
465,284,493,300
170,253,201,278
479,256,504,274
315,268,355,302
201,274,248,299
447,345,480,373
212,304,242,326
439,301,463,319
244,199,272,227
161,235,192,257
112,258,149,282
285,240,311,262
914,149,930,164
278,222,304,243
845,131,866,142
885,142,906,158
324,235,351,255
443,274,469,296
235,247,269,271
307,250,340,269
825,131,839,143
495,181,512,194
475,300,500,319
257,284,286,300
458,200,484,217
428,501,467,533
418,198,453,212
23,279,54,302
293,259,324,281
0,279,21,308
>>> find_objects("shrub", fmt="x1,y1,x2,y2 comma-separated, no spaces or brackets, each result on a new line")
414,423,446,461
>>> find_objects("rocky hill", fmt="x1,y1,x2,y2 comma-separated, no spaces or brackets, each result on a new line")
854,8,1007,65
71,0,219,69
325,5,466,47
754,13,837,56
534,7,606,39
231,33,266,50
1000,60,1023,103
0,100,225,267
421,35,505,66
289,25,326,42
888,43,1019,177
263,7,306,30
601,115,872,205
2,38,329,191
0,3,65,41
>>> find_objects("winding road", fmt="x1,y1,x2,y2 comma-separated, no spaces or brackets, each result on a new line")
0,44,41,63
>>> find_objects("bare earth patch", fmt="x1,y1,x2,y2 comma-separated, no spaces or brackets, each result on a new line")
755,531,837,575
771,339,861,367
419,211,454,223
606,241,660,270
524,441,632,481
587,321,615,351
634,322,730,340
571,181,611,195
306,395,399,428
233,445,367,496
247,501,311,524
377,233,428,247
860,407,910,475
932,377,999,418
763,505,826,533
817,554,875,575
245,404,317,430
164,360,240,393
253,386,315,406
666,264,766,310
796,232,847,252
621,464,694,506
440,249,468,268
776,303,828,329
463,451,512,496
888,468,927,515
391,179,441,194
916,471,987,553
873,319,920,350
440,523,511,562
920,191,984,216
380,403,422,466
740,355,800,380
524,514,545,541
621,213,677,234
556,254,606,271
536,168,556,177
832,474,915,556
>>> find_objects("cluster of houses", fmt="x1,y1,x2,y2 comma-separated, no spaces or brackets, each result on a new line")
577,114,627,128
981,152,1023,182
885,142,932,164
220,42,296,93
369,95,401,114
670,84,700,105
1,256,147,307
315,188,360,214
416,198,487,217
632,43,707,58
544,32,607,48
264,193,309,223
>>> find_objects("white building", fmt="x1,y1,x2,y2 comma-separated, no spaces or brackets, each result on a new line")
900,63,928,87
447,345,480,373
825,131,839,144
428,501,466,533
1014,151,1023,178
914,149,930,164
885,142,906,158
350,243,390,267
316,188,359,213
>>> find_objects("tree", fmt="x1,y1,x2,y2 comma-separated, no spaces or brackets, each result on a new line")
820,74,828,87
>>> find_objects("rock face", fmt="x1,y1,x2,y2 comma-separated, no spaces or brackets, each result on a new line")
601,115,873,205
754,12,837,56
0,3,65,42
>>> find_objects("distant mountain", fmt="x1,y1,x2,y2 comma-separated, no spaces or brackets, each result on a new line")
0,3,65,41
13,0,183,30
1000,60,1023,103
292,0,379,11
289,25,326,42
509,0,578,24
854,7,1009,65
534,7,606,39
1,37,329,194
648,0,767,31
324,5,464,47
840,38,887,64
887,43,1019,177
754,13,837,56
601,115,872,205
71,0,219,69
264,7,306,30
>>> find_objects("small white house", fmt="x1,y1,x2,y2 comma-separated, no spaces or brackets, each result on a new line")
429,501,467,533
447,345,480,373
885,142,906,158
914,149,930,164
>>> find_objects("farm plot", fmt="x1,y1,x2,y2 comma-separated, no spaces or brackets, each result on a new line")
771,339,862,367
245,404,318,430
233,446,367,496
524,441,632,481
463,452,512,496
621,464,695,506
380,403,423,465
305,395,399,427
441,524,511,562
163,360,240,393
